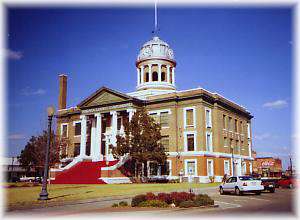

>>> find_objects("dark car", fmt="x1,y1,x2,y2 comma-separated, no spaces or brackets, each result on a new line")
261,178,276,193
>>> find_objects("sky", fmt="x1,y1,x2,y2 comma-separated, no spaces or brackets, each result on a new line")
6,6,293,169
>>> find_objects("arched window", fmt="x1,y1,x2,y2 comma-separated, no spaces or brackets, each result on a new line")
152,71,158,81
146,72,149,82
161,72,166,81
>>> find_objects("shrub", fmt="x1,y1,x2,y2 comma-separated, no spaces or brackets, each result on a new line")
112,203,118,207
170,192,195,206
194,194,214,206
118,201,128,207
131,194,147,207
145,192,156,201
157,193,172,204
179,200,196,208
138,200,169,208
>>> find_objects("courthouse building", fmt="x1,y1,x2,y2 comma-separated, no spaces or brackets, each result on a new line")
51,36,254,184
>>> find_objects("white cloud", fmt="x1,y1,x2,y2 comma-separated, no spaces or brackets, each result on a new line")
6,49,23,60
9,134,25,140
263,100,288,109
254,133,271,141
21,87,46,96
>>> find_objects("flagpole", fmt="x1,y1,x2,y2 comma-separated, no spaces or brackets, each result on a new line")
154,0,158,34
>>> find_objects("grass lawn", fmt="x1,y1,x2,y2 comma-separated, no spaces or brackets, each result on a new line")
4,182,219,211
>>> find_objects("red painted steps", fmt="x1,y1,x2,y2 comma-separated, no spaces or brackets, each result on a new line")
51,160,118,184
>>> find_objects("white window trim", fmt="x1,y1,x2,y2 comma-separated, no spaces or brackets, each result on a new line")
206,131,213,152
247,123,251,139
184,131,197,152
60,123,69,137
73,121,81,137
207,159,214,177
242,162,246,175
224,160,230,175
167,159,172,176
205,107,212,128
184,159,197,176
183,106,196,129
249,162,253,173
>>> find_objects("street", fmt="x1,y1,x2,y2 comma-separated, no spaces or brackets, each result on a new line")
6,187,295,217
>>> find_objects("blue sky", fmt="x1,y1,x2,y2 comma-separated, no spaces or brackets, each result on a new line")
7,6,292,169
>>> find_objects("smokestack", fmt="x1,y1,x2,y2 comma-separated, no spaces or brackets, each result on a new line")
58,74,67,110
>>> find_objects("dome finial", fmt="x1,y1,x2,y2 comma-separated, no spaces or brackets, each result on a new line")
152,0,159,35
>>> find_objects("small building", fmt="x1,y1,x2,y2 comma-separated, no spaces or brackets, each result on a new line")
253,156,282,177
2,157,35,182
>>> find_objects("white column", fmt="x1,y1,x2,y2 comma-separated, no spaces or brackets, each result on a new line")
137,68,140,86
172,67,175,85
158,64,162,82
94,113,102,161
90,118,97,160
79,115,87,158
110,111,118,146
141,65,144,84
148,64,152,82
127,108,136,122
167,65,170,83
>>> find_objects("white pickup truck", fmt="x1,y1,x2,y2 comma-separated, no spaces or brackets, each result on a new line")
219,176,264,195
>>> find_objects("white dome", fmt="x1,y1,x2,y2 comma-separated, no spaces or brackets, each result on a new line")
137,36,175,62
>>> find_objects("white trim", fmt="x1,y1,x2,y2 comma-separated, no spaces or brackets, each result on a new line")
101,177,132,184
184,131,197,152
167,159,172,176
224,160,230,175
184,159,197,176
72,120,81,126
224,136,228,148
60,123,68,137
167,151,254,160
249,162,253,173
205,107,212,128
148,108,171,115
206,131,213,152
207,159,214,177
183,106,196,129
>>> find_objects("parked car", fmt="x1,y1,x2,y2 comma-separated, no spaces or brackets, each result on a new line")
278,176,294,188
260,178,276,193
219,176,264,195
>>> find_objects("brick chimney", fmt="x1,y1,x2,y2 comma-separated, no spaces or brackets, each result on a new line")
58,74,67,110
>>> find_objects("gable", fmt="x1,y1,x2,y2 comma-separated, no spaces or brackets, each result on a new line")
78,87,136,108
86,92,126,107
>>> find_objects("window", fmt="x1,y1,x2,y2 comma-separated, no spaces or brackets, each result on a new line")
161,136,169,152
74,122,81,136
61,124,68,137
161,72,166,81
228,117,232,131
234,119,238,132
235,140,239,152
240,121,243,133
145,72,149,82
152,71,158,81
223,115,226,129
117,117,122,130
207,160,214,176
149,162,158,176
206,132,213,152
224,160,230,175
161,161,170,176
224,137,228,147
187,134,195,151
73,143,80,157
205,108,212,128
160,111,169,127
186,161,196,176
184,107,195,128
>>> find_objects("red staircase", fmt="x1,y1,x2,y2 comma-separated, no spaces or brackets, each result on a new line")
51,160,118,184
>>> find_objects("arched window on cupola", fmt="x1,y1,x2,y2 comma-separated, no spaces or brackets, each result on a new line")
161,72,166,82
145,72,149,82
152,71,158,81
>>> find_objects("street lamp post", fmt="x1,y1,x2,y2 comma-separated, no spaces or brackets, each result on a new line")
38,106,55,201
231,145,234,177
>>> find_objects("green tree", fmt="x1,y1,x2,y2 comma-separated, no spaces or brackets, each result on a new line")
19,130,60,177
112,108,167,179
